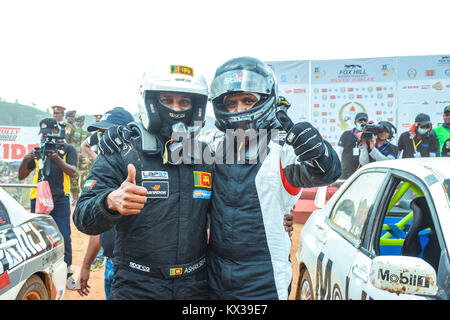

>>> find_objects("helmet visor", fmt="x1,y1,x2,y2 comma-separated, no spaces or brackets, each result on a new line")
210,70,273,101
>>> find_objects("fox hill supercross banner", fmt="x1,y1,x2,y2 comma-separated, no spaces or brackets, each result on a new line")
311,57,397,147
0,126,40,162
268,54,449,149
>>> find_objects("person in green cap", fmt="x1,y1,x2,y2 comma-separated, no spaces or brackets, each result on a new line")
431,106,450,156
65,110,77,145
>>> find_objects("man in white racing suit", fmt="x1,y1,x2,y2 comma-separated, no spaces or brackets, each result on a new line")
206,56,342,299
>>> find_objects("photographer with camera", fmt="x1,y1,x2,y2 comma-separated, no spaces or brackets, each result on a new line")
18,117,78,290
359,120,398,166
337,112,368,178
397,113,439,158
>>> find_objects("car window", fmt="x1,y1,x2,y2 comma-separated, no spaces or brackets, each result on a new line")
330,172,386,242
0,200,11,227
377,178,442,272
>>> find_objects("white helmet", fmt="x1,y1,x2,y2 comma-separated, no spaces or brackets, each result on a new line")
138,64,209,137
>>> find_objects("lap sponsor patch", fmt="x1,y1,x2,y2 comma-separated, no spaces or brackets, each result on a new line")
192,189,211,199
142,181,169,198
141,171,168,180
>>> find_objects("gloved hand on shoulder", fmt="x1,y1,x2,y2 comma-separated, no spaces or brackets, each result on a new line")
98,125,135,155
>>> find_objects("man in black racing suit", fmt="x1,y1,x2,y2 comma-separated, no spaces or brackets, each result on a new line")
73,63,212,299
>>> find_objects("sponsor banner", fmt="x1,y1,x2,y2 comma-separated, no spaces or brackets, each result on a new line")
311,57,397,148
0,126,40,162
397,55,450,135
266,60,310,124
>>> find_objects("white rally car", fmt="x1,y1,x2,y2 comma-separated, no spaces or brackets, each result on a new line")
295,158,449,300
0,187,67,300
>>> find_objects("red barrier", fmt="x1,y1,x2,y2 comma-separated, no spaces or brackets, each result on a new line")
292,186,338,224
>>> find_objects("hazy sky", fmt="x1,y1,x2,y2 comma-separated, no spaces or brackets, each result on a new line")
0,0,449,117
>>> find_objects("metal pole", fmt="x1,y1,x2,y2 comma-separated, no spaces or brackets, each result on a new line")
0,184,37,188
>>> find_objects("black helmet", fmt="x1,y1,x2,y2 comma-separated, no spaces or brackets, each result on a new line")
210,57,278,131
378,121,397,140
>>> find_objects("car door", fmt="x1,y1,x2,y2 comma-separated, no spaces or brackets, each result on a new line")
0,199,22,296
347,170,440,300
315,169,388,299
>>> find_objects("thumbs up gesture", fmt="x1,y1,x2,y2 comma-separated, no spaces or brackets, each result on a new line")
106,164,148,215
275,109,326,162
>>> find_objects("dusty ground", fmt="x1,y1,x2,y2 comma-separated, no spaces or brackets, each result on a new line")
63,206,303,300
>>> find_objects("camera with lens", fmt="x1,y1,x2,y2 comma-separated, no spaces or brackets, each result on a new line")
33,125,66,158
361,123,384,142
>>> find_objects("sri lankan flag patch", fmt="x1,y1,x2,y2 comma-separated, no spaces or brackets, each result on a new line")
170,267,183,276
193,171,211,188
170,65,194,77
83,179,97,190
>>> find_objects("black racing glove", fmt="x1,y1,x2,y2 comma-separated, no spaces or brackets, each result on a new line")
275,109,331,173
98,125,134,155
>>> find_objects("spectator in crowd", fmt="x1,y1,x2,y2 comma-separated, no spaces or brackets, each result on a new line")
81,108,133,163
71,116,90,203
337,112,368,179
65,110,77,145
77,229,116,299
359,121,398,166
17,117,78,290
431,106,450,156
64,110,79,201
397,113,439,158
94,114,103,123
52,105,66,123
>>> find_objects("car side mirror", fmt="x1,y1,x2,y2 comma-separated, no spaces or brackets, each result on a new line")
369,256,437,296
